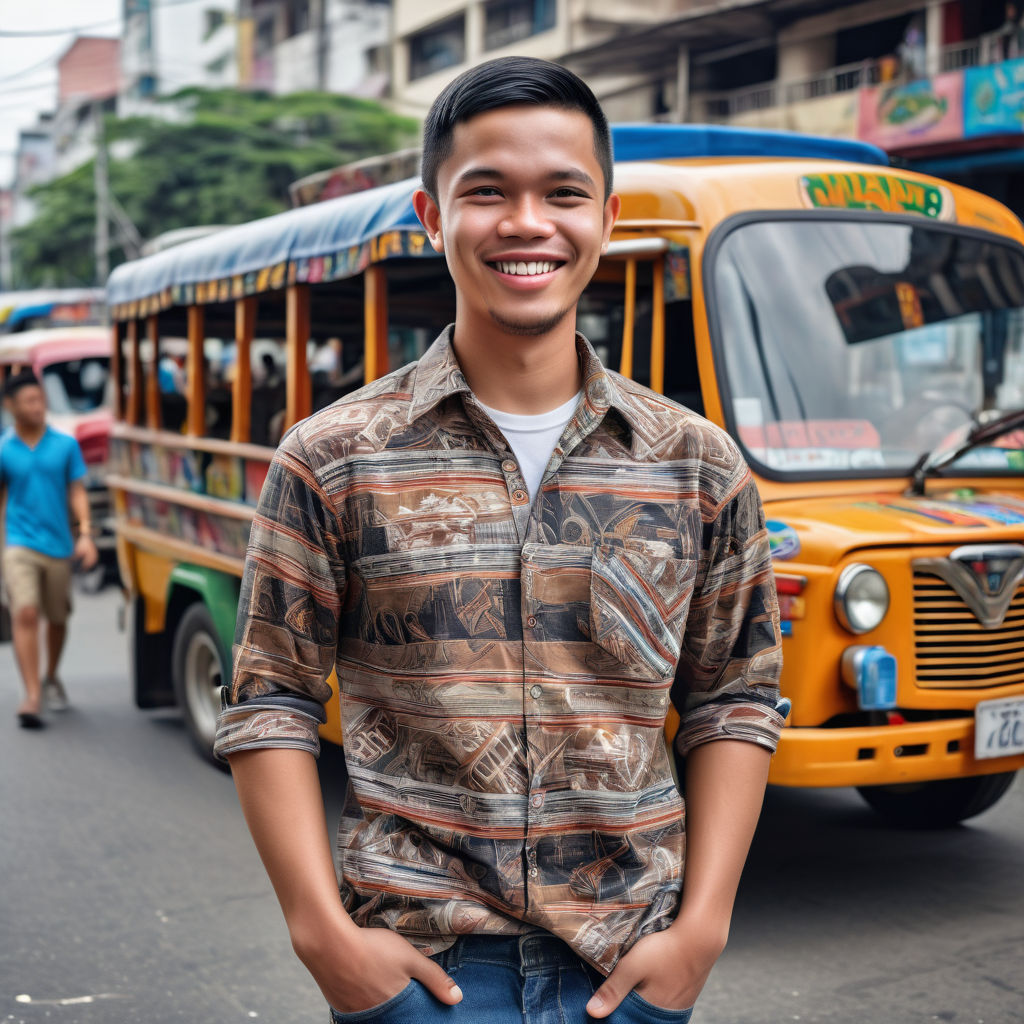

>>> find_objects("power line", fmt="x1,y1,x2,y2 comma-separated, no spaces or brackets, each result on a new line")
0,18,121,38
0,79,59,99
0,0,213,37
0,44,67,85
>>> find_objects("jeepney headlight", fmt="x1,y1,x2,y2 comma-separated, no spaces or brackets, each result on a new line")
834,564,889,634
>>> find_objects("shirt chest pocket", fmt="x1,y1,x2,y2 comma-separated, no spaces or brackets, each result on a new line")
589,540,696,682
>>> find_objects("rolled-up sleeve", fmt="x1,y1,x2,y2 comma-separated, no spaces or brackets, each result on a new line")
213,431,344,761
673,460,786,756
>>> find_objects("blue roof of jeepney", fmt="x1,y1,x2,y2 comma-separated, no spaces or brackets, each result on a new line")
106,124,889,310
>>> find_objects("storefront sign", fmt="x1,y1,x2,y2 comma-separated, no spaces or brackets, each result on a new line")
964,58,1024,137
858,73,964,150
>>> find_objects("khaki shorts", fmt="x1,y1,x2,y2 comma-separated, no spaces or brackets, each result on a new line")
2,546,73,625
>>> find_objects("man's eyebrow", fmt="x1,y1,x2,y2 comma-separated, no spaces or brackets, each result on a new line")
454,166,597,189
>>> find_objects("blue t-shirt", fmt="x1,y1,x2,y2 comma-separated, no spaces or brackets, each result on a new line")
0,426,87,558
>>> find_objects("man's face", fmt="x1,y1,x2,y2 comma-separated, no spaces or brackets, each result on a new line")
416,105,619,339
8,383,46,430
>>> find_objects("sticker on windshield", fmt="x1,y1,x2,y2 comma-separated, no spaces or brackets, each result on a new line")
799,172,955,221
855,494,1024,528
766,520,800,561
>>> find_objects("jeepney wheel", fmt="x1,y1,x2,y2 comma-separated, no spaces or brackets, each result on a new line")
171,603,228,770
857,771,1017,828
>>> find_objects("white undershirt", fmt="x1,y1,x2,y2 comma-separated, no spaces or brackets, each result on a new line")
477,391,582,502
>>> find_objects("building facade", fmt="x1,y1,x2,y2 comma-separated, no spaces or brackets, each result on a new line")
121,0,238,111
54,37,121,178
238,0,391,96
388,0,688,116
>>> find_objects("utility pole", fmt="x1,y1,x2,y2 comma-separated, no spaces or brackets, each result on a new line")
316,0,329,91
93,100,110,286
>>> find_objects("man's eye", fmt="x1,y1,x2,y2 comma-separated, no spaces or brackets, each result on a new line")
551,188,586,199
472,186,502,197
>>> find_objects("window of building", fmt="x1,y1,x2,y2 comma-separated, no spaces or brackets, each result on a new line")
484,0,556,51
367,43,389,76
204,9,226,41
694,46,777,93
835,14,914,67
206,53,230,76
255,14,275,56
285,0,311,38
409,16,466,81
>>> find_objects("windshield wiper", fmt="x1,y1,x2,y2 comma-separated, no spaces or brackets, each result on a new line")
909,407,1024,495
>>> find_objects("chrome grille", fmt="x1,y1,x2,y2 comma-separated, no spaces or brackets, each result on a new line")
913,571,1024,689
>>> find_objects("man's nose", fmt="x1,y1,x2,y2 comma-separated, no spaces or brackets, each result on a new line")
498,195,555,238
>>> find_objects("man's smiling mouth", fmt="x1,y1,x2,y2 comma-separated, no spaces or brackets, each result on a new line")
489,260,564,276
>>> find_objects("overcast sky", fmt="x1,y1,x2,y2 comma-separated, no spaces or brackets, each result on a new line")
0,0,122,187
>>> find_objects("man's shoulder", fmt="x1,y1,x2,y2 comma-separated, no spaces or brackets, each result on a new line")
284,359,421,468
607,370,746,471
42,426,85,459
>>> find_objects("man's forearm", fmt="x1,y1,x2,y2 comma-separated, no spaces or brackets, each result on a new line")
673,739,772,931
228,747,463,1013
228,747,356,953
69,481,92,534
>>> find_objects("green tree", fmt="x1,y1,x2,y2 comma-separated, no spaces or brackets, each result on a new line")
12,89,419,287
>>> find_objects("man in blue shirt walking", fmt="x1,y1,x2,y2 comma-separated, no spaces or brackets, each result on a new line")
1,372,98,729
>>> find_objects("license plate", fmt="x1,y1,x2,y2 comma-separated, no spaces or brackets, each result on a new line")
975,697,1024,759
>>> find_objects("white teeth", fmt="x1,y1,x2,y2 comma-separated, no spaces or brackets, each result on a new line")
496,260,558,275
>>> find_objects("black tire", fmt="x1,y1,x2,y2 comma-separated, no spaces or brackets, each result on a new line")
857,771,1017,828
171,603,229,770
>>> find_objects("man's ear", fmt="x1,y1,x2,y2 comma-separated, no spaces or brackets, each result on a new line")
413,189,444,254
600,192,621,254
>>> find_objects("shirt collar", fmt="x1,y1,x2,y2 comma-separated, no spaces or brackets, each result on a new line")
407,325,645,439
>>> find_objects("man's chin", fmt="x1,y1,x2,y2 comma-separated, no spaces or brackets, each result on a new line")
489,306,574,337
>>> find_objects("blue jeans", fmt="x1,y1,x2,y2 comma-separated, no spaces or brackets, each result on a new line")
328,933,694,1024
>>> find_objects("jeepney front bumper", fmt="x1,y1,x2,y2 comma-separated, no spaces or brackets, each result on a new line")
770,717,1024,788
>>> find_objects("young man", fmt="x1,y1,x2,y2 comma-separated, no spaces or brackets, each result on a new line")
1,372,98,728
217,56,786,1023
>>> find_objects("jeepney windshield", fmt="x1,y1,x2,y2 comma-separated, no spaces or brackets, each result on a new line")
712,218,1024,477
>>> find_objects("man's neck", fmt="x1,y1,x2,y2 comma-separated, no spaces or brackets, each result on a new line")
14,423,45,446
451,316,582,416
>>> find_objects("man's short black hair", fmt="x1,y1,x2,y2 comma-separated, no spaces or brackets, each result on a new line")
3,371,41,400
421,56,613,201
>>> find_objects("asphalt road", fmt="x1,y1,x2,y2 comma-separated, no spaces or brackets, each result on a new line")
2,587,1022,1024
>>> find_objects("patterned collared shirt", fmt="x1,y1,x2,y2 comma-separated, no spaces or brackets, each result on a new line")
215,328,785,974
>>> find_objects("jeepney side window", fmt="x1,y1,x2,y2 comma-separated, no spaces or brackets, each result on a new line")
309,276,371,413
114,322,129,421
242,292,287,448
198,301,236,441
579,256,702,413
151,310,189,433
251,335,287,447
384,257,457,376
578,260,653,386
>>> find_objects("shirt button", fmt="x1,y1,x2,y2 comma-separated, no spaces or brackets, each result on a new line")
501,459,517,473
526,615,537,628
530,793,544,808
530,684,542,699
511,488,529,504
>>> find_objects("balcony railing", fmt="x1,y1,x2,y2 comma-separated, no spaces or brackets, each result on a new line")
699,38,986,122
940,39,981,71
